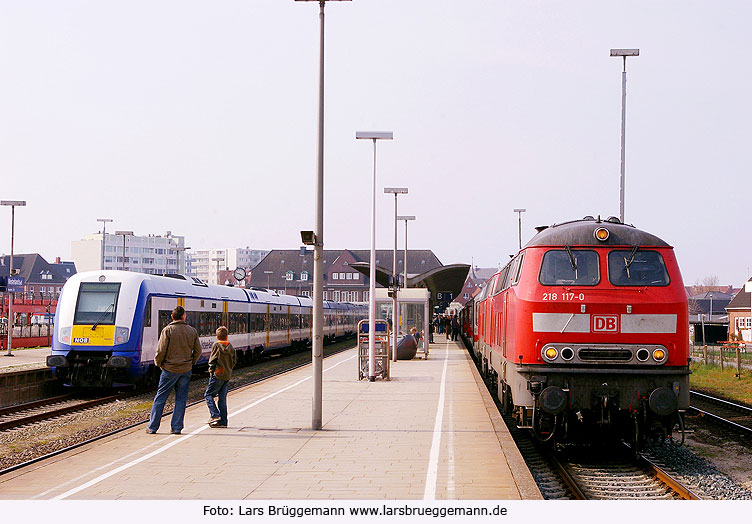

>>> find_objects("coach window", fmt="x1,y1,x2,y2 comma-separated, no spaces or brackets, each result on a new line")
494,267,509,294
608,249,670,286
511,253,525,285
143,297,152,327
539,249,600,286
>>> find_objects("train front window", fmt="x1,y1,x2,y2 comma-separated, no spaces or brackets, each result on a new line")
608,249,670,286
539,249,600,286
74,283,121,324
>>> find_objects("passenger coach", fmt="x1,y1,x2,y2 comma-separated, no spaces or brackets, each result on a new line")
47,271,365,388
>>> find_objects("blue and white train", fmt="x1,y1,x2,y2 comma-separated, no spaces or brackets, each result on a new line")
46,271,366,388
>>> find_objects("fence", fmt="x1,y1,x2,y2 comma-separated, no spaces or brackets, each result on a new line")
690,342,751,376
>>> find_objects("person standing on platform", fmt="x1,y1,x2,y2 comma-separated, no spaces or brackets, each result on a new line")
205,326,237,428
451,314,460,341
146,306,202,435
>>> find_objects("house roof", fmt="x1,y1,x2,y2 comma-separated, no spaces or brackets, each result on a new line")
726,278,752,310
248,249,443,290
0,254,72,286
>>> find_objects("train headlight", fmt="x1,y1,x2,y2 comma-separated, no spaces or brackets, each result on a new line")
561,347,574,361
115,327,130,344
652,348,666,362
544,347,558,360
636,348,650,362
59,326,72,345
594,227,610,241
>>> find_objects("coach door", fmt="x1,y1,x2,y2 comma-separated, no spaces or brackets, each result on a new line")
286,305,291,345
265,304,271,348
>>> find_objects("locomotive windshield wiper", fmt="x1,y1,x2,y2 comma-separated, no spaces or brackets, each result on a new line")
623,245,639,279
91,303,115,331
565,245,578,280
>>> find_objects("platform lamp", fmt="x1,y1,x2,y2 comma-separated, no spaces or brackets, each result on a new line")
97,218,113,270
397,215,416,347
384,187,408,362
114,231,133,271
610,48,639,223
357,131,393,382
2,200,26,357
296,0,351,430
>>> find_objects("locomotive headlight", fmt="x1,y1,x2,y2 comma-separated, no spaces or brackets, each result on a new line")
652,348,666,362
544,347,558,360
594,227,610,241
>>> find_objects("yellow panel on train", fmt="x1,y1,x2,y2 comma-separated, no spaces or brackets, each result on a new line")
71,325,115,346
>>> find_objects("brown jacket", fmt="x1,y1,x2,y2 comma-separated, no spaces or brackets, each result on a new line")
208,340,237,381
155,320,202,373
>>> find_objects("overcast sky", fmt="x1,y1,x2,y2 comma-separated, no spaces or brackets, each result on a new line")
0,1,750,287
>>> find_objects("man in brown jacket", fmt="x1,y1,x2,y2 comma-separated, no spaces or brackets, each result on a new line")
146,306,202,434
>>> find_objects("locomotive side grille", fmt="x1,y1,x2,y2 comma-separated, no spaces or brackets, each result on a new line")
578,348,633,361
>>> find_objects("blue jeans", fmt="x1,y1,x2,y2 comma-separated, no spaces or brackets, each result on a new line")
204,375,230,425
148,369,192,433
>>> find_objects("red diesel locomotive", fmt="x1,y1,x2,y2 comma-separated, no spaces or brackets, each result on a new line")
469,216,689,448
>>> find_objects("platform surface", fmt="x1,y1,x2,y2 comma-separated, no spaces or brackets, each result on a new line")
0,347,50,373
0,339,540,500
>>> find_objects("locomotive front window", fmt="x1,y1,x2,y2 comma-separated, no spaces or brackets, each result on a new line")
608,249,670,286
74,283,121,324
539,250,600,286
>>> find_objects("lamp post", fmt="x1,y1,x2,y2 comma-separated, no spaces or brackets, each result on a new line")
357,131,393,381
296,0,351,428
610,48,639,223
397,215,415,344
384,188,407,362
513,208,526,250
2,200,26,357
264,270,274,289
114,231,133,271
170,245,190,275
97,218,113,270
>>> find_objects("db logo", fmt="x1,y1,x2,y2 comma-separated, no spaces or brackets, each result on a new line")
592,315,619,333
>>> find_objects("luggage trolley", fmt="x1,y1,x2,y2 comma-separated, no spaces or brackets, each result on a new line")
357,319,390,380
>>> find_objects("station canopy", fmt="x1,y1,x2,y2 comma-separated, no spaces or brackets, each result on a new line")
350,262,470,308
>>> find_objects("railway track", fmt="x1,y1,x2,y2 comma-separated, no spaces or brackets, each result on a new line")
689,390,752,436
549,448,701,500
0,394,128,432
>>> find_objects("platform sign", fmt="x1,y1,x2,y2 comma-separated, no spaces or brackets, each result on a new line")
7,276,24,293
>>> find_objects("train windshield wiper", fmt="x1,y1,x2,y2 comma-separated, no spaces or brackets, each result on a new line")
91,303,115,331
623,245,639,279
565,245,578,280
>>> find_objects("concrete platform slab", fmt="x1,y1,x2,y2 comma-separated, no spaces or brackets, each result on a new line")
0,339,540,500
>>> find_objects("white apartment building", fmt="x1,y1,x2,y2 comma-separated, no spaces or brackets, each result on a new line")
188,247,268,285
71,231,187,275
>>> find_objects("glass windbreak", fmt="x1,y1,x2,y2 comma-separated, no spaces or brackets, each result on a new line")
608,249,670,286
539,250,600,286
74,283,121,324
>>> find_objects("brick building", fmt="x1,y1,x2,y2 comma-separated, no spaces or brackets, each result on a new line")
248,248,443,302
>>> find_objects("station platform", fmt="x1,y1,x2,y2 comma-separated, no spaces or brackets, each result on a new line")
0,338,541,500
0,347,50,373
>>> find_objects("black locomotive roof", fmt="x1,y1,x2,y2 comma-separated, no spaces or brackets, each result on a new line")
525,216,671,248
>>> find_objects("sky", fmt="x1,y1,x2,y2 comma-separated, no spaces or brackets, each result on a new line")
0,0,750,287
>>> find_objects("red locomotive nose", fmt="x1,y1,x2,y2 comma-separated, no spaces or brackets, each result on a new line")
467,217,690,449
